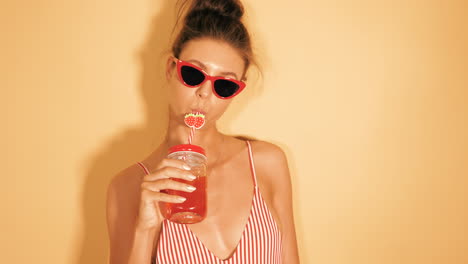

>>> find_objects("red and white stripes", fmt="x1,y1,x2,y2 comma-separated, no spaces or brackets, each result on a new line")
138,141,283,263
188,127,195,145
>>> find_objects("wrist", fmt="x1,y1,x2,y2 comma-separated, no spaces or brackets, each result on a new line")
135,223,158,234
134,219,163,234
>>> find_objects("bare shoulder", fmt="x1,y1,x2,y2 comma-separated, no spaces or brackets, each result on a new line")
106,163,146,235
107,163,145,206
248,140,293,229
106,163,147,263
249,140,289,177
248,140,291,198
107,145,163,206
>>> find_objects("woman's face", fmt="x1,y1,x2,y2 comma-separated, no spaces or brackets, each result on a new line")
166,38,245,129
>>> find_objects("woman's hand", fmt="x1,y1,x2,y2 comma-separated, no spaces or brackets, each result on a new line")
136,158,197,231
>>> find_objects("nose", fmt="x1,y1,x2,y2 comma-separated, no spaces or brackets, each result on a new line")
196,79,212,99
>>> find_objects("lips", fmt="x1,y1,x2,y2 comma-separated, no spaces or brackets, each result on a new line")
191,109,206,116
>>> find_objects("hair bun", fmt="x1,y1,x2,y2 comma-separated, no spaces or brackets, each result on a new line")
190,0,244,20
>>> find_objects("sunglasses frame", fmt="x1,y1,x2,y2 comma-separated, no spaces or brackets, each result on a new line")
173,57,246,99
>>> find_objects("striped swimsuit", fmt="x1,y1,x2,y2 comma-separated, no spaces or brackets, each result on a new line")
137,141,283,263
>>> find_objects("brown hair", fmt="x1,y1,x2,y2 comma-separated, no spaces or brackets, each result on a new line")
172,0,256,80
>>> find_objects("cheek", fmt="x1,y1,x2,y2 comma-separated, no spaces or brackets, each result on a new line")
210,100,232,121
168,82,191,107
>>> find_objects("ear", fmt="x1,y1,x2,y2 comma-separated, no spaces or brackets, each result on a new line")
166,56,176,80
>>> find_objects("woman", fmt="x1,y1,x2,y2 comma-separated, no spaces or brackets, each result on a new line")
106,0,300,263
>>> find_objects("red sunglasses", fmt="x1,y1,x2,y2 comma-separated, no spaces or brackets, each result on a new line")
173,57,246,99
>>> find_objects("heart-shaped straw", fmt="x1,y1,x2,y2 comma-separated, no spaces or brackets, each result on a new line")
184,112,206,144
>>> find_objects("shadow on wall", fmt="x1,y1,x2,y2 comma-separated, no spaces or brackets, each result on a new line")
74,1,176,263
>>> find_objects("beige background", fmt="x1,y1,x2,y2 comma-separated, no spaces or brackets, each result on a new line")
2,0,467,263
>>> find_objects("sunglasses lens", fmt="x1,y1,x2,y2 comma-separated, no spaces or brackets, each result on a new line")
214,79,240,98
181,65,205,86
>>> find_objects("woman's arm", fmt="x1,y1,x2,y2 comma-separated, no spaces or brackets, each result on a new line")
127,226,159,264
106,159,196,264
106,166,158,264
253,141,301,263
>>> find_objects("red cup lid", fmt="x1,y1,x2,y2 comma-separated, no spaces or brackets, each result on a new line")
168,144,206,156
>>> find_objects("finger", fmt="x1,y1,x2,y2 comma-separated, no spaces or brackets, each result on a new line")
156,158,191,171
144,167,196,182
142,189,186,203
141,179,197,193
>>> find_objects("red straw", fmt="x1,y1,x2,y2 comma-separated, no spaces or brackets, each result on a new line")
188,127,195,144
